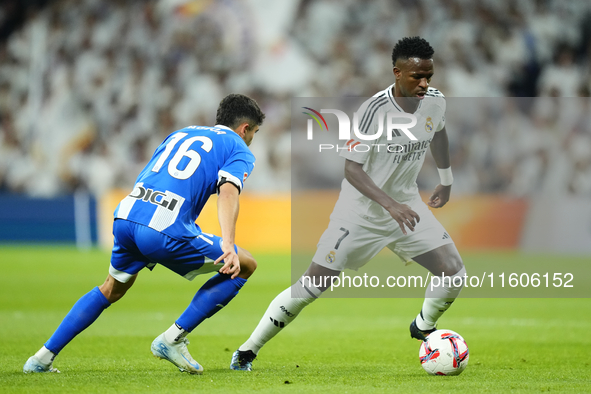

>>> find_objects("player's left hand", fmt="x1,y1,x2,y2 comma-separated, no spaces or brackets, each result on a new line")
215,243,241,279
428,184,451,208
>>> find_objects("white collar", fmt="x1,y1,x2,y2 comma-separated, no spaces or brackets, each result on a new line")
213,124,233,131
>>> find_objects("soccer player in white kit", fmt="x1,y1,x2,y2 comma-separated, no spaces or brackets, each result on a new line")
231,37,466,370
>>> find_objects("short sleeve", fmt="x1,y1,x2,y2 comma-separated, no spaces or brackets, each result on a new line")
217,148,255,193
339,138,370,164
427,88,446,132
338,95,387,164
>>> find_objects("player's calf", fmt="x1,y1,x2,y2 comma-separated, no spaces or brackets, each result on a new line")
302,261,341,292
412,265,467,341
231,271,327,370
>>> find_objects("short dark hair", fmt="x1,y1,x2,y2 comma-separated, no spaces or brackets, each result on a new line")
215,94,265,130
391,37,435,67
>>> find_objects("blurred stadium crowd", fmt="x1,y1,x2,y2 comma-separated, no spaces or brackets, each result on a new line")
0,0,590,198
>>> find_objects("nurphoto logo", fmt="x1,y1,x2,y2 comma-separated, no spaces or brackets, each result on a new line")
302,107,418,152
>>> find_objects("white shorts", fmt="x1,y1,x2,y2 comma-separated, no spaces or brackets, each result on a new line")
312,199,454,271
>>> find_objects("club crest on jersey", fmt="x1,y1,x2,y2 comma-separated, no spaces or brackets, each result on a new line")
325,250,336,264
129,185,179,211
425,117,434,133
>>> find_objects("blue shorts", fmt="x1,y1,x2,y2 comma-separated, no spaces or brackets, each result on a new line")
109,219,237,283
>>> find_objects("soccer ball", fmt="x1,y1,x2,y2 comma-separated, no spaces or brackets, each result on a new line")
419,329,469,376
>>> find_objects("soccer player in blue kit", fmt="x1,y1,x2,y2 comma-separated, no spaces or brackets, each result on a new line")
23,93,265,375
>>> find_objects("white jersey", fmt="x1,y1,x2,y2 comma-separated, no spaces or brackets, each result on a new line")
334,84,446,219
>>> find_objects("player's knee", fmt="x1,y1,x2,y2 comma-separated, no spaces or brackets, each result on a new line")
432,244,464,276
238,251,257,279
246,257,258,276
446,253,464,276
99,274,135,303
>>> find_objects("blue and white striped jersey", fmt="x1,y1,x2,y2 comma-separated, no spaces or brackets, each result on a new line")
114,125,255,240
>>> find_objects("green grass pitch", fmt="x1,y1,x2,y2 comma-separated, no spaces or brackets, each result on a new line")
1,246,589,393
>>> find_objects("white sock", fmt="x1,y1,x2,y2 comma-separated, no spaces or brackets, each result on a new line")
34,346,56,365
238,278,322,355
416,266,466,330
164,322,188,343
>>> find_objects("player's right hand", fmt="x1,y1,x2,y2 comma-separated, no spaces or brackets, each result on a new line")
386,202,420,235
215,243,241,279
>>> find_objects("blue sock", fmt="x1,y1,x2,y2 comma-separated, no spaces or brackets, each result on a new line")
44,287,111,354
176,274,247,332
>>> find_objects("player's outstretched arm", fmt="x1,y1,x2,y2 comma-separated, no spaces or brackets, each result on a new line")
344,159,420,235
215,183,241,278
429,126,452,208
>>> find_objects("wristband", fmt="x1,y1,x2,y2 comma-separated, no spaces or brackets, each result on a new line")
437,167,453,186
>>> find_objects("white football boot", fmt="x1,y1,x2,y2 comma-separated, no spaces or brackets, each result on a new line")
23,356,60,373
151,333,203,374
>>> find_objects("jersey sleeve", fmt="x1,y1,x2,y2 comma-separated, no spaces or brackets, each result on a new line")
338,95,386,164
427,87,446,132
435,99,446,131
217,147,255,194
338,139,370,164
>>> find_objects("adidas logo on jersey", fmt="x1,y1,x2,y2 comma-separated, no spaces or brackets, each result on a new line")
442,232,450,239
